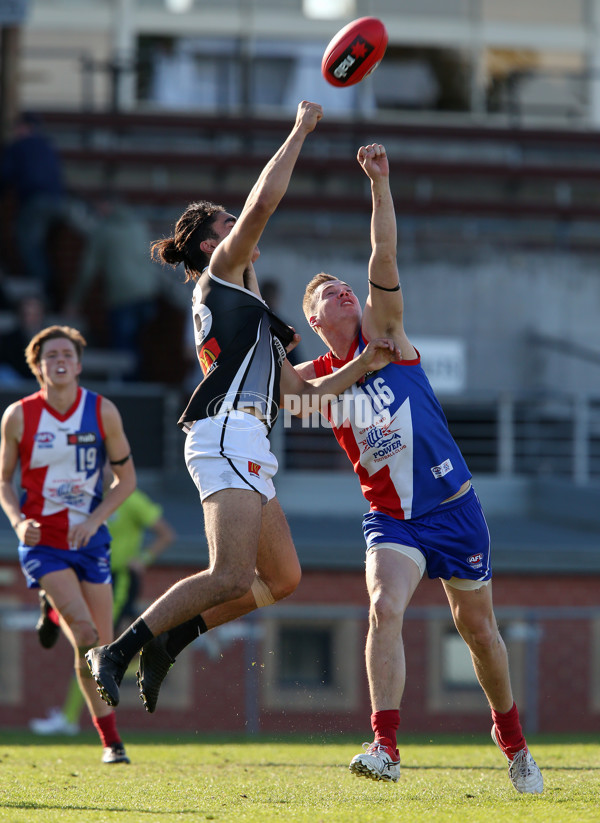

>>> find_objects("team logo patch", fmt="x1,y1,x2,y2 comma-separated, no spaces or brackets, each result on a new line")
248,461,261,477
67,432,97,445
357,414,405,463
431,458,453,479
34,432,55,446
198,337,221,376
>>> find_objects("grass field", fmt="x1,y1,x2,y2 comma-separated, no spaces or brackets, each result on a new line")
0,731,598,823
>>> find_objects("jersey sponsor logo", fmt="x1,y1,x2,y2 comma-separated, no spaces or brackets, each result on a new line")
34,432,55,447
194,303,213,346
198,337,221,376
431,458,453,479
67,432,97,445
248,461,261,476
273,335,287,366
49,479,86,507
357,412,406,463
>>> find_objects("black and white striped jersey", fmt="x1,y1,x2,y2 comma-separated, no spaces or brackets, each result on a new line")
178,270,294,433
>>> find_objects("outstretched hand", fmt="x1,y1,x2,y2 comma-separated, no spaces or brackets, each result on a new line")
359,337,401,372
357,143,389,180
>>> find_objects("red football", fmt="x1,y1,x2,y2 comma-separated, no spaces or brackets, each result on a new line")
321,16,388,87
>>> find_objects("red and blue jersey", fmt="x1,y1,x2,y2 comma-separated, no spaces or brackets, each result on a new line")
312,332,471,520
18,387,110,550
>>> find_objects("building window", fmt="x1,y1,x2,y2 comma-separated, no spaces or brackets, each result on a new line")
262,610,361,712
442,631,479,690
278,626,333,688
427,618,524,713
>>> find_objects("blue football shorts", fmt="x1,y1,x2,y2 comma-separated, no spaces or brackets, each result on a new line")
362,486,492,583
18,541,112,589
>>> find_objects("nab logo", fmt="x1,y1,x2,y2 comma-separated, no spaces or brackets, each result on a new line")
67,432,97,445
248,461,261,477
331,35,375,83
198,337,221,376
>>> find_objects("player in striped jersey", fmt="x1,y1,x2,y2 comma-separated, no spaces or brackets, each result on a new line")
0,325,136,763
85,102,400,716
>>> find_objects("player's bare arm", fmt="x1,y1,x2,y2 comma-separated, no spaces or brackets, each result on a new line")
68,398,136,548
282,338,400,416
210,101,323,286
358,143,417,359
0,403,41,545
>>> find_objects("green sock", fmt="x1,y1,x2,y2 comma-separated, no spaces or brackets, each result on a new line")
62,675,85,725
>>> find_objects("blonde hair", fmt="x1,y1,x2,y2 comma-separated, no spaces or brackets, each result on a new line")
25,325,87,386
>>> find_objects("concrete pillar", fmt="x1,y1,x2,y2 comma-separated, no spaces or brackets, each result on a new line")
111,0,136,110
587,0,600,127
468,0,487,116
0,25,20,143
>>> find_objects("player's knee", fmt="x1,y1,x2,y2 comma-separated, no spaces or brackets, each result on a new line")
70,619,99,650
459,618,499,653
369,588,405,628
211,567,255,602
267,565,301,603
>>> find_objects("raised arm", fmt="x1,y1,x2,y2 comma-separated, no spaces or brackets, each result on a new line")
210,101,323,286
358,144,416,359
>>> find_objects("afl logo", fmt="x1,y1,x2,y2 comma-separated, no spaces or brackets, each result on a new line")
35,432,55,445
468,553,483,565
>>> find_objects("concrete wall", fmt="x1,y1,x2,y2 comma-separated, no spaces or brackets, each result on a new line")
262,243,600,397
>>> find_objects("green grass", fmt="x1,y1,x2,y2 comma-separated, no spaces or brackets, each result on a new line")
0,731,598,823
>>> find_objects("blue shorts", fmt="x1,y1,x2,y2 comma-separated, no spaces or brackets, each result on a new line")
362,486,492,583
18,542,112,589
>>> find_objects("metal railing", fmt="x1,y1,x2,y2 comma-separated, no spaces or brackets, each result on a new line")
279,391,600,485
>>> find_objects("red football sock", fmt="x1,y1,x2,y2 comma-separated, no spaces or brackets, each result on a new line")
92,711,121,748
371,710,400,753
48,608,60,626
491,702,526,759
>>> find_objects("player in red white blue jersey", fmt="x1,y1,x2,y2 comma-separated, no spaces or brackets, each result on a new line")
297,143,543,794
0,325,136,764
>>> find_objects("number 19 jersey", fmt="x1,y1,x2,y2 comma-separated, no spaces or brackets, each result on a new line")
18,387,109,550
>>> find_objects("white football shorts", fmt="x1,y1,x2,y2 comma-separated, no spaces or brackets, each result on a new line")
184,411,277,504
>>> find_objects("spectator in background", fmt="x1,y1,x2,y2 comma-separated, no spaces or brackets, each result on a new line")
65,195,164,380
0,294,47,385
30,487,176,736
0,112,65,300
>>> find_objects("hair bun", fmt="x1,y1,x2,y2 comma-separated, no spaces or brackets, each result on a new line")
151,237,183,266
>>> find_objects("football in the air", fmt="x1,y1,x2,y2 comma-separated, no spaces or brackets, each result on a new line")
321,16,388,87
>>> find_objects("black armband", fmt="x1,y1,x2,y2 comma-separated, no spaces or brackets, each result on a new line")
109,452,132,466
368,278,400,292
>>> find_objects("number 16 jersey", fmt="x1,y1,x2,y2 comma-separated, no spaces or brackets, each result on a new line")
18,387,110,550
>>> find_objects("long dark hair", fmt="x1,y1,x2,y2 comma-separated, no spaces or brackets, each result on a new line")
150,200,225,282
